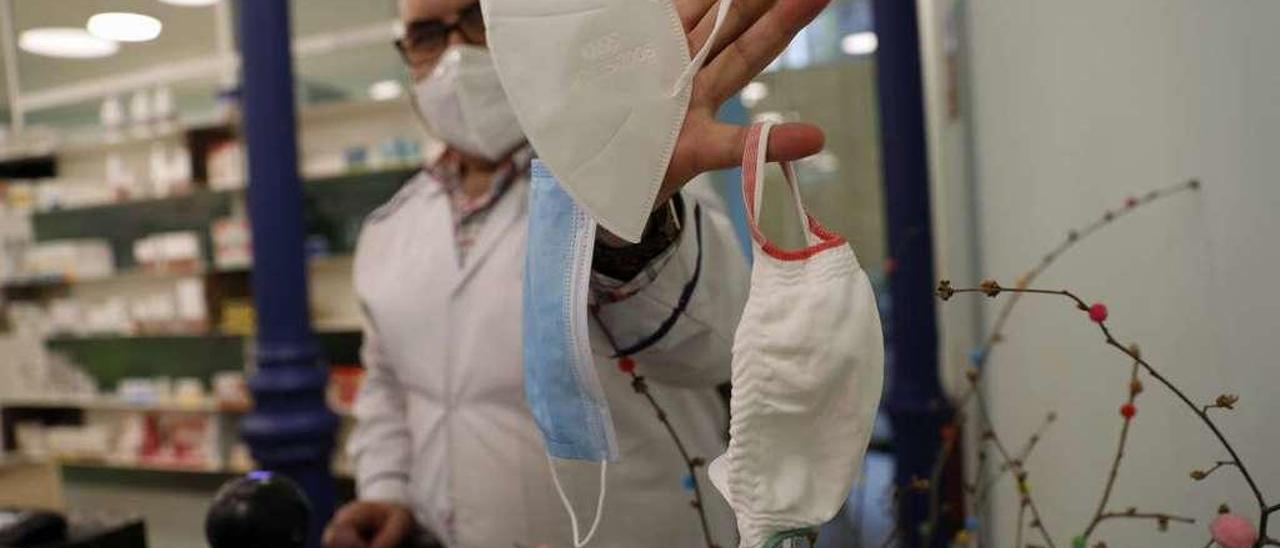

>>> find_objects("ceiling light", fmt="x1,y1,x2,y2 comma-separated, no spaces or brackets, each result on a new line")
19,28,120,59
740,81,769,108
87,12,163,42
842,32,878,56
368,80,405,101
157,0,220,6
753,111,785,125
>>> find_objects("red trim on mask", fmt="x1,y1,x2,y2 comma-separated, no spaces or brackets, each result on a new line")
741,123,847,262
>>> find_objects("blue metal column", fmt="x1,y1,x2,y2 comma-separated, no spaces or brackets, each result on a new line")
872,0,951,546
235,1,338,546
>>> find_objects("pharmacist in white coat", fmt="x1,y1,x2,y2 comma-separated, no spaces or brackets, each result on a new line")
324,0,830,547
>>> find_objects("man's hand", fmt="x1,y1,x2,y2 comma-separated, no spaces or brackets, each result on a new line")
323,501,414,548
659,0,831,205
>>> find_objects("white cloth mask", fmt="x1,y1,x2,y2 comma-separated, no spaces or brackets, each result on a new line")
708,122,886,548
412,44,526,162
481,0,733,243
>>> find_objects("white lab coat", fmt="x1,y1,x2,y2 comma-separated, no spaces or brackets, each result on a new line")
348,170,750,547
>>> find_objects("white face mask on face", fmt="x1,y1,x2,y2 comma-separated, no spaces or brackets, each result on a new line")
412,44,526,162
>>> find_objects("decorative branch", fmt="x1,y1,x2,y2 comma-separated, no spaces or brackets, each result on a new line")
988,422,1057,548
1015,498,1029,548
921,180,1201,544
1192,461,1239,482
590,310,719,548
1080,360,1144,541
1093,509,1196,529
1204,394,1241,415
938,282,1274,545
1018,412,1058,463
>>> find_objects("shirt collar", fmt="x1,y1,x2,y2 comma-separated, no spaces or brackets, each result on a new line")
426,145,534,214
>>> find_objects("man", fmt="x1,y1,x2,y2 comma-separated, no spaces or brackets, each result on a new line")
324,0,829,546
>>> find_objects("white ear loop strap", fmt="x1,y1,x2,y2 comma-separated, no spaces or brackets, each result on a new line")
548,459,608,547
750,122,818,244
670,0,734,97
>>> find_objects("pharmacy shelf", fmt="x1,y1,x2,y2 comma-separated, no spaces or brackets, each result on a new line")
0,394,237,414
0,394,356,419
45,332,243,343
28,167,416,270
0,98,404,162
2,254,352,293
58,457,226,475
44,325,359,343
1,266,206,291
59,458,355,481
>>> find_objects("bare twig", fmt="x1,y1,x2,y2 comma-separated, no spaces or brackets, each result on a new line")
972,412,1055,512
1192,461,1239,482
940,284,1273,544
1018,501,1029,548
1080,361,1142,541
1017,412,1058,462
962,385,1058,548
924,181,1201,537
1094,510,1196,527
591,310,718,548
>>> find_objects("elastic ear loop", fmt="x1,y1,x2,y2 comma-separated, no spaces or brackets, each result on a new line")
669,0,734,97
548,459,608,547
749,122,820,246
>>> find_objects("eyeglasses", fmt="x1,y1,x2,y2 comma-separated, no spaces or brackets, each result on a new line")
395,2,486,69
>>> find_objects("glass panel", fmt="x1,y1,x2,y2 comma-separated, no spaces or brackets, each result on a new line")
294,41,408,108
11,0,218,93
749,0,885,275
290,0,397,38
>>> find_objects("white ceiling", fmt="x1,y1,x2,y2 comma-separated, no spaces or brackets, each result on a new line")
1,0,401,125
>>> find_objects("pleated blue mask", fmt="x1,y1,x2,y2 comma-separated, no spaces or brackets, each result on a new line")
523,160,619,463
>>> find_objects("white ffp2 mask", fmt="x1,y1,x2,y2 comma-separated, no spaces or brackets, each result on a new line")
709,122,886,547
412,44,526,162
481,0,733,243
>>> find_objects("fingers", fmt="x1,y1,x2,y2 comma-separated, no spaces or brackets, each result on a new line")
327,502,393,548
323,524,368,548
673,0,717,31
685,0,777,64
690,120,825,174
369,508,412,548
697,0,830,104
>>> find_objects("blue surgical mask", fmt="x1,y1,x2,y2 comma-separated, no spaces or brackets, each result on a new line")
523,160,613,546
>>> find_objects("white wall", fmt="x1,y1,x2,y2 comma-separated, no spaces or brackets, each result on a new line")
959,1,1280,546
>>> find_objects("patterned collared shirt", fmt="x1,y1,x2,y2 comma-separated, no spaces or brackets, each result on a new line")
426,146,682,297
425,147,534,265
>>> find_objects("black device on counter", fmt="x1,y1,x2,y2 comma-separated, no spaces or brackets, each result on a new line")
0,511,66,547
207,472,440,548
0,510,145,548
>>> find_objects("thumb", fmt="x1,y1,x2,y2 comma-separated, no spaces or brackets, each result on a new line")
697,121,826,174
369,508,412,548
322,525,369,548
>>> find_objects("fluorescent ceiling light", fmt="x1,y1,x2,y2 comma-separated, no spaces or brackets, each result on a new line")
88,12,163,43
158,0,220,6
753,111,785,125
842,32,878,56
740,81,769,108
368,80,405,101
19,28,120,59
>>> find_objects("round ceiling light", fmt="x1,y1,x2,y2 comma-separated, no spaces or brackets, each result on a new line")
841,32,878,56
157,0,220,6
368,80,405,101
19,27,120,59
87,12,163,43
